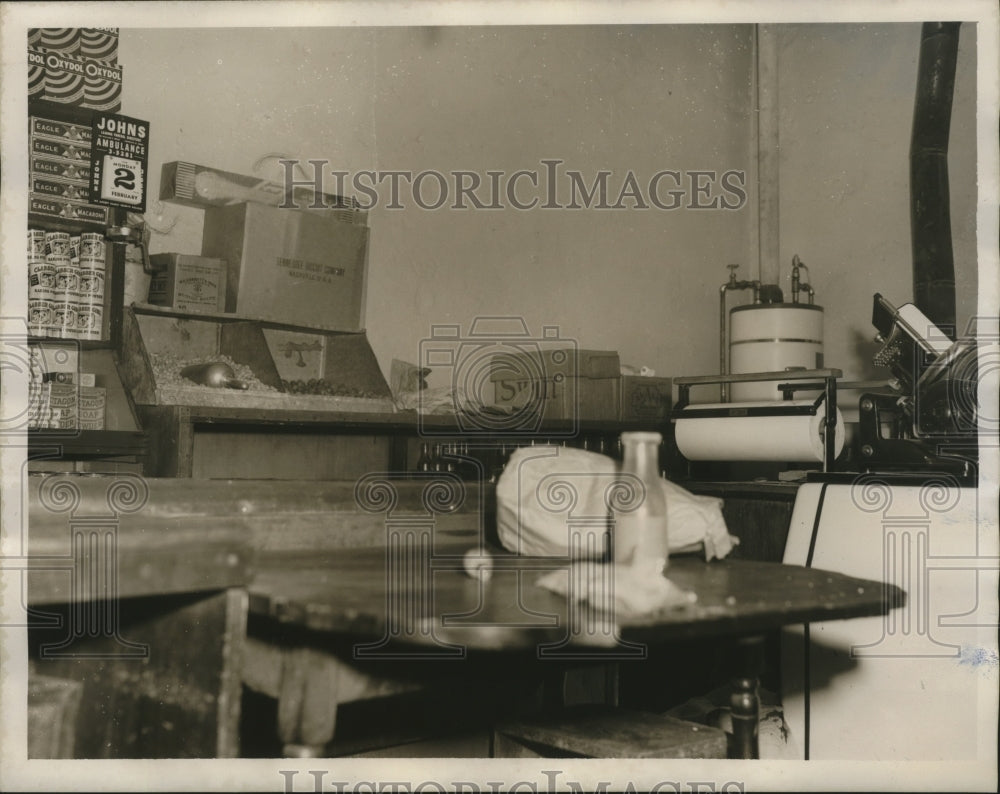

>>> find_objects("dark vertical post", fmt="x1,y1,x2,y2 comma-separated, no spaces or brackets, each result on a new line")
729,634,765,759
910,22,961,338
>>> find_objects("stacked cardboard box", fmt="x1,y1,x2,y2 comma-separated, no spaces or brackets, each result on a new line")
28,28,121,112
29,113,109,227
147,254,227,314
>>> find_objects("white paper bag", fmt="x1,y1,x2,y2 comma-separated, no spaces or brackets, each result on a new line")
496,446,737,560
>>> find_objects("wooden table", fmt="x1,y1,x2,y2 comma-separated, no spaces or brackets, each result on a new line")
246,541,905,758
24,474,253,758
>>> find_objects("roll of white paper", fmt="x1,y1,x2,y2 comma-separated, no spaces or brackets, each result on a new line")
675,400,844,462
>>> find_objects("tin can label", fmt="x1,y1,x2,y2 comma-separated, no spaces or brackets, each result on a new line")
80,232,105,260
54,300,79,339
29,260,57,292
53,262,80,293
78,265,105,299
45,231,71,258
28,229,47,257
29,298,56,336
76,300,103,339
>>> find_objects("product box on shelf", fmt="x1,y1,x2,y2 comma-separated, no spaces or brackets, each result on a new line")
619,376,673,422
31,175,92,202
28,383,106,430
201,203,370,333
28,45,123,112
30,135,90,163
31,156,92,183
147,254,227,314
28,29,119,62
29,194,109,226
490,349,621,422
78,386,107,430
30,116,94,145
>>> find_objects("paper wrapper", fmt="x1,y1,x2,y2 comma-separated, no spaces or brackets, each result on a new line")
497,446,739,561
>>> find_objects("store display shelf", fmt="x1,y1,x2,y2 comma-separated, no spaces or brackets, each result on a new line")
28,429,148,459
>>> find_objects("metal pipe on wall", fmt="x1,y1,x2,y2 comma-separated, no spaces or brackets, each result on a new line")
755,24,781,287
910,21,961,338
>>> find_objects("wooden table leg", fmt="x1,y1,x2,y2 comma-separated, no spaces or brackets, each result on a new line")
729,635,764,760
277,647,340,757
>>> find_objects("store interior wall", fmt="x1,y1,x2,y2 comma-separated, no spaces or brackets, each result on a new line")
118,23,978,387
774,23,978,381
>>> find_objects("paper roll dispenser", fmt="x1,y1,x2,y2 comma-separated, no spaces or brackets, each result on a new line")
672,369,842,472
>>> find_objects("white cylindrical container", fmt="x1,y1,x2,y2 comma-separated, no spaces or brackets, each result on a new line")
80,232,106,260
729,303,824,401
28,259,56,299
28,229,47,258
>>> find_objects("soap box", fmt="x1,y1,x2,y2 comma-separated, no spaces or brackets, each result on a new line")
619,375,673,422
490,349,622,422
147,254,227,314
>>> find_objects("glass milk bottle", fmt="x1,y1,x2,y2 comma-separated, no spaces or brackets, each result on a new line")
615,431,668,573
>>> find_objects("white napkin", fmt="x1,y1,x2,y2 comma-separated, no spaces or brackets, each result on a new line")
536,562,697,617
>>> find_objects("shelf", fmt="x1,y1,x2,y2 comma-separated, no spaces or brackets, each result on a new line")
141,403,664,434
29,336,115,350
129,302,369,336
28,212,108,234
28,98,102,126
28,429,148,459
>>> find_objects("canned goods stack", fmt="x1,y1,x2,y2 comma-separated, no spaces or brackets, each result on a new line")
77,232,106,340
50,231,79,339
28,228,105,340
25,345,106,430
27,347,47,428
27,229,55,337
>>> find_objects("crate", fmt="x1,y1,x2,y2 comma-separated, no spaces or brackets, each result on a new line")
201,203,369,332
147,253,227,314
120,305,393,412
490,349,621,422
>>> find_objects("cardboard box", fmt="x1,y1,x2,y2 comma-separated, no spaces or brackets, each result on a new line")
31,135,90,163
78,385,106,429
29,28,119,63
30,116,94,145
147,254,227,314
29,194,109,227
619,376,673,422
31,175,91,202
28,46,123,112
160,161,366,224
31,156,91,184
201,203,369,332
491,349,621,422
78,28,119,63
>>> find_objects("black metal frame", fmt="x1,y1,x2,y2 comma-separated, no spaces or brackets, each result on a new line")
672,369,842,472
